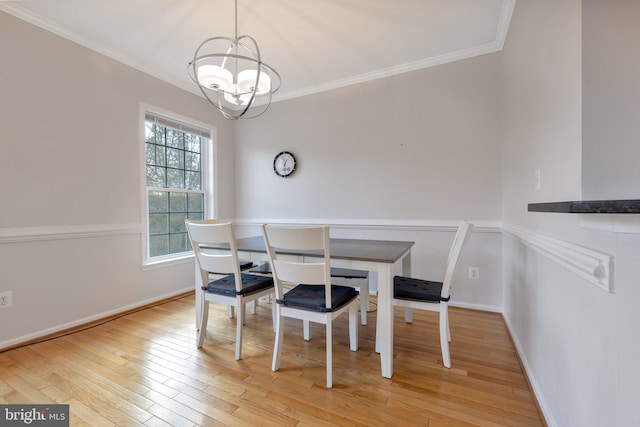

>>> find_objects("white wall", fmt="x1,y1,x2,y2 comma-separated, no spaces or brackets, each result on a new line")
501,0,640,426
233,54,505,311
582,0,640,200
4,4,640,426
0,12,235,347
235,55,502,222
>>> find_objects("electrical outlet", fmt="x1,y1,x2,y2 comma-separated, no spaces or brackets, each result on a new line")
0,291,12,309
468,267,480,280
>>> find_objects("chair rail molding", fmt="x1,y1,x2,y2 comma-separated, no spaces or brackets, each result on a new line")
233,218,502,233
502,224,615,293
0,223,142,244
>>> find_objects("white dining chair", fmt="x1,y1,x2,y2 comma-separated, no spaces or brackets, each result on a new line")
186,220,275,360
249,263,370,325
262,224,359,388
393,221,474,368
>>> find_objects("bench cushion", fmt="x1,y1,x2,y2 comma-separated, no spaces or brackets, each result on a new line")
393,276,449,302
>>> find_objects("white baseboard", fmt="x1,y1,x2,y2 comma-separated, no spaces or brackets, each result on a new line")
502,312,557,427
0,287,193,351
449,300,502,313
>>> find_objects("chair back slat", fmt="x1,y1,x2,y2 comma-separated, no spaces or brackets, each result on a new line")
262,225,327,251
263,224,332,308
197,252,237,276
186,219,226,245
186,220,242,292
273,260,327,285
441,221,474,299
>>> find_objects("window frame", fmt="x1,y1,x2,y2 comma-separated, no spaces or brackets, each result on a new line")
140,104,217,267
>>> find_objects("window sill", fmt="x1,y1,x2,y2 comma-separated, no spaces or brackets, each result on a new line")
142,253,194,271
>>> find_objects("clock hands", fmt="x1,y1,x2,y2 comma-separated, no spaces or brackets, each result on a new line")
274,151,295,177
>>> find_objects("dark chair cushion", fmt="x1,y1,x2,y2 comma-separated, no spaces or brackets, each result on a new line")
393,276,449,302
278,284,358,312
249,262,367,279
203,273,273,297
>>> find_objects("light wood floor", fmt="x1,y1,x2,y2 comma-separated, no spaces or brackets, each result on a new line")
0,293,545,426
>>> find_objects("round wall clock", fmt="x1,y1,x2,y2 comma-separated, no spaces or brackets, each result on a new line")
273,151,296,177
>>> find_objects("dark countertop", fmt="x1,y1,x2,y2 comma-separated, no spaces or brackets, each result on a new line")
528,199,640,214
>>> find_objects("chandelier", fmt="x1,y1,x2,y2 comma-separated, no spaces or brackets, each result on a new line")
188,0,281,120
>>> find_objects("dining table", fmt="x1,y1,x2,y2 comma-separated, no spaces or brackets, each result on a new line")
195,235,415,379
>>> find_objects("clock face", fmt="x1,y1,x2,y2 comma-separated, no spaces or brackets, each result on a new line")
273,151,296,177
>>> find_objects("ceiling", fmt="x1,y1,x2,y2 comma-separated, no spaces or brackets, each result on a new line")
1,0,515,103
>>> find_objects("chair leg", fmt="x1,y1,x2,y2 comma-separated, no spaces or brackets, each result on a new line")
326,320,333,388
349,303,358,351
196,289,205,331
440,301,451,342
360,284,369,325
250,299,257,315
271,295,277,332
272,309,284,372
375,316,380,353
404,307,413,323
303,320,311,341
235,300,244,360
227,305,234,318
197,300,209,348
440,305,451,368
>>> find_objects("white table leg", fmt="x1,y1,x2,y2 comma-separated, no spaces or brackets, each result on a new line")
376,251,411,379
376,263,394,378
402,251,412,280
195,262,203,330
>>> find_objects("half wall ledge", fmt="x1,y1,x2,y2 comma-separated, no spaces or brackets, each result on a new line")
528,199,640,214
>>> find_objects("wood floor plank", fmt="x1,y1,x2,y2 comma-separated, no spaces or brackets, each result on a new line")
0,294,546,426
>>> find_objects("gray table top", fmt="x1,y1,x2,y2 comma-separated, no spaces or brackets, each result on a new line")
205,236,414,264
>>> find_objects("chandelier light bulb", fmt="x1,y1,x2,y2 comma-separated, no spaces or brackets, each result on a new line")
237,69,272,95
196,65,233,91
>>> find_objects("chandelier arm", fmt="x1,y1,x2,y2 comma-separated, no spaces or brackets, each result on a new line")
220,43,234,70
241,91,273,119
236,35,261,60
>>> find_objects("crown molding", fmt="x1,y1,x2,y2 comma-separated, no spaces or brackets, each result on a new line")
272,41,505,103
1,0,516,104
274,0,515,102
0,2,197,95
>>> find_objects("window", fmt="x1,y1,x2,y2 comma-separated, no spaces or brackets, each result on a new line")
144,110,213,262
